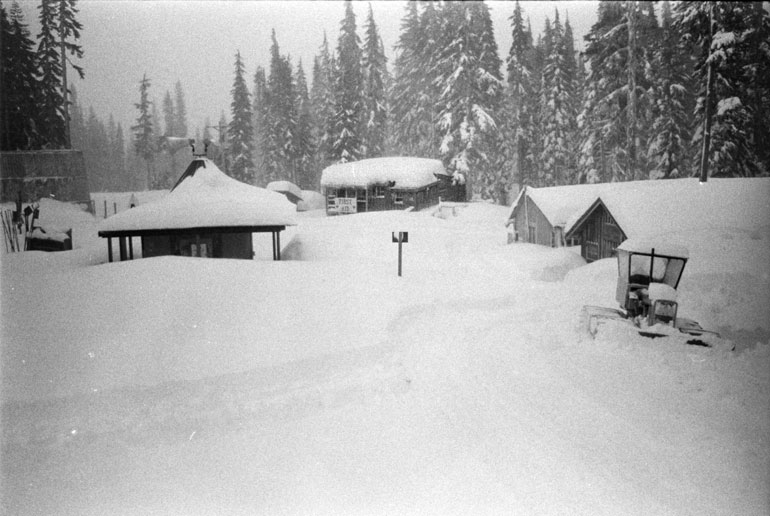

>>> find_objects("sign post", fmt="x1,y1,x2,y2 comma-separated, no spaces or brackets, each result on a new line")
392,231,408,276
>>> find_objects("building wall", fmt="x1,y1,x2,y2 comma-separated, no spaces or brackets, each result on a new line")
141,235,173,258
575,204,625,262
436,175,466,202
325,182,445,215
140,231,253,259
221,232,253,259
513,196,555,246
0,150,90,204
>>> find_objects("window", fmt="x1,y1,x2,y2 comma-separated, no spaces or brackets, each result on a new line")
179,235,213,257
373,185,386,198
394,192,404,205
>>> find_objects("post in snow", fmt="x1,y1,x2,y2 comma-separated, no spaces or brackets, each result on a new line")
392,231,408,277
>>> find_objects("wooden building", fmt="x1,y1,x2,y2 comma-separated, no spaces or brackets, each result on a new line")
98,157,296,262
510,177,770,263
321,157,465,216
506,184,607,248
0,150,91,210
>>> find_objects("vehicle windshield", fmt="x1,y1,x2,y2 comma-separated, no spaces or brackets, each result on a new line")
628,254,685,287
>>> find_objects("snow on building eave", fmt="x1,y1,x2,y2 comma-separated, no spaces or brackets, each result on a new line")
617,238,690,259
98,158,297,234
267,180,303,205
563,177,770,243
320,157,447,190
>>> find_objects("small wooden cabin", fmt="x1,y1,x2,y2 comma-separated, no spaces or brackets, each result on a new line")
509,177,770,265
506,184,603,247
98,157,296,262
321,157,465,216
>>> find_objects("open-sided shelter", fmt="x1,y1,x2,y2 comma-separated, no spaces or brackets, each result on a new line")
321,157,465,215
98,157,296,262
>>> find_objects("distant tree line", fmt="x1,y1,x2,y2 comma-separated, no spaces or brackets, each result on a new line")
4,0,769,199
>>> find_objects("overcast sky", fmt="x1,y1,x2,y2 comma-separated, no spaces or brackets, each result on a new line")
18,0,599,138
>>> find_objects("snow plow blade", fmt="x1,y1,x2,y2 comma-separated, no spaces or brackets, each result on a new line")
580,306,734,351
580,305,626,339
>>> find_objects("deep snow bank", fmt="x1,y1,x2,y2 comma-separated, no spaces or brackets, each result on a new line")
1,201,768,516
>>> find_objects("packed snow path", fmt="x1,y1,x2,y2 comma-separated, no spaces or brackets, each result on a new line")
2,203,768,515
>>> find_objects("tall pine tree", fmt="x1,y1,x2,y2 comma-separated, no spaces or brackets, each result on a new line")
1,2,40,150
646,0,693,179
361,3,388,158
174,80,188,138
675,1,769,177
330,0,365,163
36,0,66,147
310,32,336,170
579,1,655,182
293,60,315,188
36,0,84,148
228,50,255,183
504,0,536,189
538,10,576,186
263,30,296,182
131,73,155,189
433,1,504,200
252,66,269,185
390,1,440,158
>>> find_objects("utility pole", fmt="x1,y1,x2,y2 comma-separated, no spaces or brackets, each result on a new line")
626,0,638,180
699,2,715,183
59,4,71,149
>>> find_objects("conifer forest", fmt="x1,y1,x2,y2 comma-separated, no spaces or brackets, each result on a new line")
2,1,769,203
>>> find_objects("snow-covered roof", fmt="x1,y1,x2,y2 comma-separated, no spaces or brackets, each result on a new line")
511,178,770,241
267,180,303,204
617,238,690,259
509,182,615,228
320,157,447,189
297,190,326,212
565,178,770,239
98,158,296,233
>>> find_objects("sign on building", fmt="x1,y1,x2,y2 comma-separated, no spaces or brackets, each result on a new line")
335,197,357,214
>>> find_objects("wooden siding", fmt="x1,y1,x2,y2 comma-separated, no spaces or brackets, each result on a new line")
0,150,90,204
571,202,626,262
513,195,555,246
325,180,450,215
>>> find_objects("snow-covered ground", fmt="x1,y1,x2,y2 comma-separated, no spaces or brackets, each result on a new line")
1,196,768,515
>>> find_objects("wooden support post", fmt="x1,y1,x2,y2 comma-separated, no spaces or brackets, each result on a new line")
107,238,113,262
119,236,127,261
270,231,275,260
104,200,108,219
398,239,402,276
392,231,408,277
276,231,281,261
129,237,134,259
